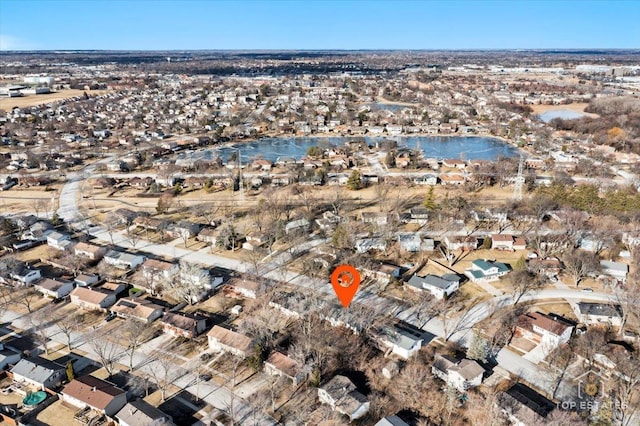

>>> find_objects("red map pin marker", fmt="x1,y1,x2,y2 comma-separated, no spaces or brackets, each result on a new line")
331,264,361,308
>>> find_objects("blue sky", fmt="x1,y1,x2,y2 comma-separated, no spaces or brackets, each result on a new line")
1,1,638,50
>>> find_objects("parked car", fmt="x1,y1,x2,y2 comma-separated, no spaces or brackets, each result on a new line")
105,312,117,322
582,288,593,293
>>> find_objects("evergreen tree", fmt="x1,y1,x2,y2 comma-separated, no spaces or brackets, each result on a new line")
422,186,437,210
346,170,362,191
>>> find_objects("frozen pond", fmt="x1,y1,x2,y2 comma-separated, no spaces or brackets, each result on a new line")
538,109,586,123
184,136,519,164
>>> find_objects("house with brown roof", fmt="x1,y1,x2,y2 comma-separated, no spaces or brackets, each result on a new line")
491,234,526,251
74,242,106,261
432,354,484,392
318,375,370,421
61,375,127,417
207,326,255,358
161,311,207,339
110,298,164,324
34,278,74,299
264,351,307,386
224,278,262,299
516,312,574,352
69,286,117,311
142,258,178,282
439,174,465,185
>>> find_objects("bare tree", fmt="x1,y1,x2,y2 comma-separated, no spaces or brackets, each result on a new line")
87,330,124,377
56,312,85,350
29,305,55,355
510,269,546,305
146,350,184,402
123,320,152,371
15,287,39,314
167,261,209,305
562,250,599,287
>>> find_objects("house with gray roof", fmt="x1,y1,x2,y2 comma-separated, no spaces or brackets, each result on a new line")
406,273,460,299
375,415,410,426
465,259,510,282
599,260,629,284
10,357,66,390
574,303,623,328
377,322,435,359
104,249,145,270
318,375,370,421
432,354,485,392
116,399,175,426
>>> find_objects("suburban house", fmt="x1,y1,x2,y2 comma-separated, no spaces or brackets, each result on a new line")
70,286,117,311
412,174,438,185
110,298,164,323
207,326,255,357
285,218,310,234
574,303,624,327
264,351,307,386
74,242,106,261
516,312,574,352
11,357,66,390
355,237,387,253
444,235,478,251
498,383,556,425
46,231,72,251
141,258,178,285
243,232,268,251
8,266,42,285
361,263,401,285
432,354,485,392
33,278,74,299
161,311,207,338
465,259,510,282
0,343,21,370
360,212,389,226
116,400,175,426
377,322,433,360
224,278,262,299
104,250,145,270
61,375,127,417
527,257,562,279
491,234,526,251
439,174,465,185
318,375,370,421
406,273,461,299
165,220,201,240
599,260,629,284
177,264,219,303
74,273,99,287
197,227,218,244
397,232,422,252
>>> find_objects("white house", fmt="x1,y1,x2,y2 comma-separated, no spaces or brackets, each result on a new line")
46,231,72,251
465,259,510,282
9,267,42,285
396,232,422,252
34,278,74,299
599,260,629,284
377,322,431,359
516,312,574,353
432,354,484,392
355,237,387,253
285,218,310,234
0,343,21,370
318,375,370,421
74,242,106,261
104,250,145,270
406,273,460,299
574,303,624,328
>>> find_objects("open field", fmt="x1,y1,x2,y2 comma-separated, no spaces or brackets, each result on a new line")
0,89,110,110
529,102,598,117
